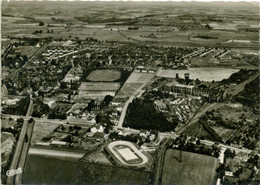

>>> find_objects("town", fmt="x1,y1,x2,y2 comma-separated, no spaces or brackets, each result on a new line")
1,1,259,185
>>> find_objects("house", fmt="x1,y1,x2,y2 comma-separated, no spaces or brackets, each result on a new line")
90,124,104,134
50,140,67,146
148,69,155,73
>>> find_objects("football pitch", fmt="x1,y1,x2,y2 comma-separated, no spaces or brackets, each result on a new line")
86,69,121,82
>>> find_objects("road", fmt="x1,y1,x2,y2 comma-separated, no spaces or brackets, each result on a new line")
1,44,13,61
8,43,50,79
2,114,96,128
153,138,171,185
6,99,33,185
117,68,161,128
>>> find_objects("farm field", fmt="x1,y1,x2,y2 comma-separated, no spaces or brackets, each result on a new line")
23,155,79,185
162,149,218,185
30,121,61,145
86,69,121,82
70,162,151,185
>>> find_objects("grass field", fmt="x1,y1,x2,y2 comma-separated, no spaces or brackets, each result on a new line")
24,154,151,185
71,163,151,185
126,72,153,83
86,69,121,82
30,121,61,145
23,155,79,185
116,83,141,98
79,82,121,91
161,149,217,185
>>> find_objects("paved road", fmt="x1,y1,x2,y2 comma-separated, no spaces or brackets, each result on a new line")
6,99,33,185
153,138,171,185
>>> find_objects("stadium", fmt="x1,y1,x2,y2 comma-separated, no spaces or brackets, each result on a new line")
105,141,149,167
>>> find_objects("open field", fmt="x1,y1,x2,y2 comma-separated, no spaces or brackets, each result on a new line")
2,2,258,48
30,121,61,145
23,155,79,185
115,83,141,98
126,72,153,83
79,82,121,91
71,163,151,185
77,82,121,99
162,149,218,185
86,69,121,82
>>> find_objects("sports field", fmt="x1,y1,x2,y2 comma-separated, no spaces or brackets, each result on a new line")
126,72,153,83
77,82,121,99
162,149,217,185
79,82,121,91
107,141,148,166
86,69,121,82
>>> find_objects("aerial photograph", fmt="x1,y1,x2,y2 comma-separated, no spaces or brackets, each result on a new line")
0,0,259,185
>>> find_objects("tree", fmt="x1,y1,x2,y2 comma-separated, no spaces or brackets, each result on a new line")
17,118,24,124
60,82,67,89
28,118,34,123
39,21,44,26
86,99,95,112
196,139,201,145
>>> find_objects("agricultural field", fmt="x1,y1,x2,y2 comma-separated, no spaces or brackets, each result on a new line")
161,149,218,185
23,155,79,185
86,69,121,82
30,121,62,145
70,162,152,185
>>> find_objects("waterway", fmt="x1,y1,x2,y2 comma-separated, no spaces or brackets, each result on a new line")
156,67,239,82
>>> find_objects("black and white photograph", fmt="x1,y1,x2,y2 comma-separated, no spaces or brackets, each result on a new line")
1,0,259,185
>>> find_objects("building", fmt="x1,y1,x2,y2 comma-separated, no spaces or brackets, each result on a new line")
162,81,211,97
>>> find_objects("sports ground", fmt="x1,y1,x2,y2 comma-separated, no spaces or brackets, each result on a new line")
86,69,121,82
161,149,218,185
107,141,148,166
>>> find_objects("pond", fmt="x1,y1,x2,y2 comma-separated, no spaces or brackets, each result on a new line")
156,68,239,82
